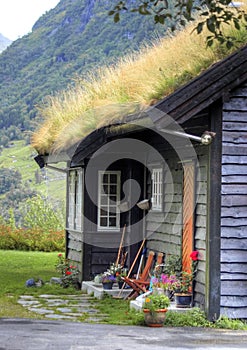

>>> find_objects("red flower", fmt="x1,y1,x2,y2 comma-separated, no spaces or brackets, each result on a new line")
190,251,199,261
65,271,72,275
58,253,62,257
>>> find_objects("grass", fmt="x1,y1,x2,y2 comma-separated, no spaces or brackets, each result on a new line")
31,7,247,154
0,250,79,319
1,250,247,330
0,140,66,202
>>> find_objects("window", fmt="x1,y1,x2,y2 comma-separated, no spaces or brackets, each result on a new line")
68,169,83,231
151,168,163,211
98,171,120,231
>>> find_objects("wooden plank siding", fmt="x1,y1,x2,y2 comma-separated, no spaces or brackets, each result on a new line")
194,147,208,309
220,83,247,318
146,153,183,255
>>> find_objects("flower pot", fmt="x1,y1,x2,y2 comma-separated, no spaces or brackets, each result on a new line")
102,282,114,290
174,293,192,308
143,309,168,327
118,281,125,289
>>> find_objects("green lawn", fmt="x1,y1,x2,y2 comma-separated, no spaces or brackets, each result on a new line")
0,250,77,318
0,250,246,330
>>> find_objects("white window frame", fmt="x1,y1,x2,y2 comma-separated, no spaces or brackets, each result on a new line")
97,170,120,231
67,169,83,231
151,168,163,211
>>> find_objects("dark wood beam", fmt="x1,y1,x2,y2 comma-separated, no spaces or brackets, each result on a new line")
205,100,222,321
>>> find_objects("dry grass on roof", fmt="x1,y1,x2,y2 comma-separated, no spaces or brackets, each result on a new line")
32,10,247,154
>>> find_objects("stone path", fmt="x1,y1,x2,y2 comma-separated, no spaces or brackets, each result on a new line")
18,294,108,322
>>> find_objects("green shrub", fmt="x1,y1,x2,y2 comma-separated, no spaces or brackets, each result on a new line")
0,225,65,252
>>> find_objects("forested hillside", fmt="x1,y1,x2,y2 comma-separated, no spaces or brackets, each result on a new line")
0,34,11,53
0,0,166,148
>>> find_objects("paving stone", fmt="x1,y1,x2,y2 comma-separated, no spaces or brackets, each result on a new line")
18,300,40,306
28,307,54,315
18,293,105,322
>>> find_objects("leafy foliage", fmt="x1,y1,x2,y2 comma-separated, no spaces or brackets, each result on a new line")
109,0,247,47
19,195,64,231
0,225,65,252
56,253,80,288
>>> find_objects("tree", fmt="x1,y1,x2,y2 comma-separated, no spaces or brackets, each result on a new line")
109,0,247,48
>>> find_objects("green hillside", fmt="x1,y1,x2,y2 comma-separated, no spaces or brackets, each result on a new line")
0,0,167,222
0,0,166,147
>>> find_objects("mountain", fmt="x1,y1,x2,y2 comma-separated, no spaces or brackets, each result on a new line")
0,34,12,53
0,0,167,147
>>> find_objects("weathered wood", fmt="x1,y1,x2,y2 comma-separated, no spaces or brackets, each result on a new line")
221,226,246,238
221,250,247,263
221,207,247,218
195,227,207,240
220,307,247,319
223,111,247,121
222,145,247,155
222,175,247,183
196,204,207,216
68,249,81,263
195,216,206,228
221,184,247,195
223,122,247,131
222,164,247,175
221,217,247,226
221,280,247,295
221,238,247,250
221,296,247,307
222,132,247,144
221,263,247,273
230,86,247,97
223,97,247,111
221,273,247,280
221,195,247,207
195,239,206,250
68,240,82,251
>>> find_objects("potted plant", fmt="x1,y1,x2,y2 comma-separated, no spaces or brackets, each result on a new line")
173,250,199,308
116,269,128,289
101,272,116,290
142,293,170,327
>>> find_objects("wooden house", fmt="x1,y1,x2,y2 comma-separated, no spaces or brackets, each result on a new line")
35,44,247,320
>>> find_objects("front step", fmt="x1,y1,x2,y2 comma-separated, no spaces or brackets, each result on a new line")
81,281,132,299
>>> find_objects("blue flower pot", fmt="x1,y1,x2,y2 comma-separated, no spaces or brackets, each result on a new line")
102,282,113,290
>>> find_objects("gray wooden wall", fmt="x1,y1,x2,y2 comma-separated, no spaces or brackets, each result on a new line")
220,83,247,319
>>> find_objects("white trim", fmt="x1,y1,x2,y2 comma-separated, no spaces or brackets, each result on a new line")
67,169,83,231
97,170,120,231
151,168,163,211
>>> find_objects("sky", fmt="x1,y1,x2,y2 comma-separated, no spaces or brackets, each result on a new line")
0,0,60,41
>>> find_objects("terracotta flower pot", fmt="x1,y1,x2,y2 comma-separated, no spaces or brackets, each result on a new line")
143,309,168,327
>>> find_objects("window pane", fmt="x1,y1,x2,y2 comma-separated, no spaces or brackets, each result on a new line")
109,217,116,227
100,217,107,227
110,174,117,183
110,185,117,194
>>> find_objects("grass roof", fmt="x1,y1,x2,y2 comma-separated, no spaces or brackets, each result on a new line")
32,11,247,155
